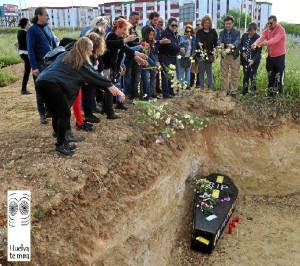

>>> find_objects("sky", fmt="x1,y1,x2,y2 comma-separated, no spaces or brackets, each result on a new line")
1,0,299,23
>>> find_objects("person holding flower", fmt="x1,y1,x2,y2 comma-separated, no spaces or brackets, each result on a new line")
177,24,195,89
217,15,240,98
240,22,261,96
140,26,160,101
196,14,218,89
159,17,184,98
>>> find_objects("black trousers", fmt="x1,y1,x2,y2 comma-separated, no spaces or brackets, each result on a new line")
242,61,260,95
20,54,31,92
81,83,95,118
102,92,114,115
36,80,71,146
266,55,285,95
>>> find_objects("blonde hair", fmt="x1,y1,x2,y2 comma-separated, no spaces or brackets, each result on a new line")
62,37,93,70
86,31,106,55
201,14,214,29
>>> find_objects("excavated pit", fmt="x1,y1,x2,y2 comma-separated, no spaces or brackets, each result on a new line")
0,64,299,265
88,124,300,266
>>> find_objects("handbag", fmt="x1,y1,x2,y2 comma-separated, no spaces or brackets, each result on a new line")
205,54,215,64
180,57,191,68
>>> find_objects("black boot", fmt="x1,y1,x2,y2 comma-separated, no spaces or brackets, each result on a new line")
55,142,75,156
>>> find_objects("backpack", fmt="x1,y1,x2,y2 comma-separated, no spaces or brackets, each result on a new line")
43,40,76,66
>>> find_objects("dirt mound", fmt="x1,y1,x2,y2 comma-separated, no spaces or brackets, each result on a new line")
0,64,299,265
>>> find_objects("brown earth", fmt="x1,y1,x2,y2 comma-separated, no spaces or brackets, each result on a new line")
0,64,299,266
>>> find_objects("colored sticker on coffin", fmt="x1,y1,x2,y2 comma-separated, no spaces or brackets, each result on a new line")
216,175,224,183
212,189,220,199
196,236,210,245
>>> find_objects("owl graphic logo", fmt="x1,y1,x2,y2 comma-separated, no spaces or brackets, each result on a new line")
8,191,30,228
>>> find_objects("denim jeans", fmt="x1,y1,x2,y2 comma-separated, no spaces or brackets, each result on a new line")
33,61,47,115
123,59,141,99
177,59,191,85
141,68,151,99
160,55,176,97
199,60,213,88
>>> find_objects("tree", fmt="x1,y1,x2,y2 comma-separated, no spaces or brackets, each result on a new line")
218,9,252,30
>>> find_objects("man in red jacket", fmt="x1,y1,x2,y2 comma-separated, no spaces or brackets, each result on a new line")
252,15,286,96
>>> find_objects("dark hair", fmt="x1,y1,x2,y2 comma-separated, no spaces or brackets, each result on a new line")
184,24,194,35
247,22,257,31
142,26,156,46
18,17,29,28
149,12,160,20
31,7,46,24
167,17,177,25
129,12,140,17
268,15,277,22
224,15,234,23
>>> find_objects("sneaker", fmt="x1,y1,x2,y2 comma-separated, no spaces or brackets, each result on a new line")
76,121,95,132
21,90,32,95
107,113,121,119
39,114,48,124
65,130,85,142
55,143,74,156
115,102,128,110
85,115,100,123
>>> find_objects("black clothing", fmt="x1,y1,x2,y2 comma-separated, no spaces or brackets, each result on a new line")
196,28,218,53
36,53,112,106
266,55,285,96
17,29,28,50
20,54,31,92
158,28,181,57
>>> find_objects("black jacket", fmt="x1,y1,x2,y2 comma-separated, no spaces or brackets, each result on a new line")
36,53,113,106
239,32,262,65
196,28,218,54
158,28,181,57
102,32,135,71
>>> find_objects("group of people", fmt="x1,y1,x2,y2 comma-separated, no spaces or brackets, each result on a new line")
16,7,286,156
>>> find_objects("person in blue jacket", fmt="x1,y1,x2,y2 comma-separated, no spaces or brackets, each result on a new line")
26,7,57,124
240,22,262,96
140,26,160,101
177,24,195,89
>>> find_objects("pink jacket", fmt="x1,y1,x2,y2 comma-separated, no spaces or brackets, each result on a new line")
255,24,286,57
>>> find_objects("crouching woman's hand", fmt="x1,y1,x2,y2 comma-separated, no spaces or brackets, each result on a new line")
107,86,125,103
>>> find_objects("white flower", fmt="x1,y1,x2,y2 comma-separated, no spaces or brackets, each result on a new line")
155,140,160,143
165,117,171,125
166,134,171,138
169,64,176,70
155,112,161,119
177,55,182,60
184,114,190,119
180,125,185,129
190,119,194,124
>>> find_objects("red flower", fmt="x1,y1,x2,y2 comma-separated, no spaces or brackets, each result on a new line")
141,41,147,47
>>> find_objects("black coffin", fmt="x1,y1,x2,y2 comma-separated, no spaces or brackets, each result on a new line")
191,173,239,253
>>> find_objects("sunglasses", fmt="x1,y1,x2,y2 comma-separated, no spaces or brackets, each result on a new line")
196,24,200,26
171,24,178,28
186,31,192,33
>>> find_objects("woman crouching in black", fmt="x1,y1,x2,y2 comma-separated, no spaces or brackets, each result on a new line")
36,36,124,155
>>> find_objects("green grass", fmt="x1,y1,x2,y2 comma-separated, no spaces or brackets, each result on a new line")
0,28,81,87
